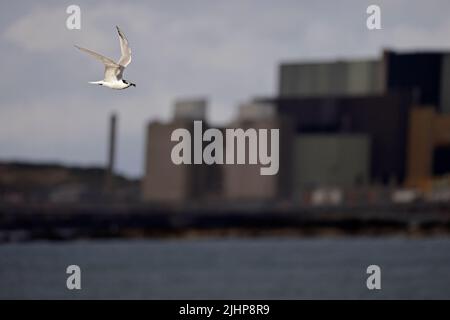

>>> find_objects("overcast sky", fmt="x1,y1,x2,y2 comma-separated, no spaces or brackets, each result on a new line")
1,0,450,178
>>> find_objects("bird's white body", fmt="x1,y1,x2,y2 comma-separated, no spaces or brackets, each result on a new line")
76,26,135,90
89,80,133,90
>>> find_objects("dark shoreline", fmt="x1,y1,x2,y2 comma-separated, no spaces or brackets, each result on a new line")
3,228,450,244
1,202,450,242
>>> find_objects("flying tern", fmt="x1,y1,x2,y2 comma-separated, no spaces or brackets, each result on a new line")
75,26,135,90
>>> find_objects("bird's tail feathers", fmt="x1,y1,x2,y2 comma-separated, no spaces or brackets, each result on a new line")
89,81,103,85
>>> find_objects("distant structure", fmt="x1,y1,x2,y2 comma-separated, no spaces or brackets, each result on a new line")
222,102,291,201
279,58,383,97
384,51,450,113
142,49,450,204
279,50,450,114
261,92,414,187
292,134,370,191
264,49,450,194
174,98,207,121
105,113,117,192
142,99,221,203
142,100,290,203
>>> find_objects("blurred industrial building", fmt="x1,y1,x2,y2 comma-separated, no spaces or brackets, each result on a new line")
142,50,450,205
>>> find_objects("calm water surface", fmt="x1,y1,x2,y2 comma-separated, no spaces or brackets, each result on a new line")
0,237,449,299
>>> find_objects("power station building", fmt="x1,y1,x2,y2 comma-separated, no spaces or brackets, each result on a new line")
142,50,450,203
264,49,450,195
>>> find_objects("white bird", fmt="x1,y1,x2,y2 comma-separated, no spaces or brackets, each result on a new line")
75,26,136,90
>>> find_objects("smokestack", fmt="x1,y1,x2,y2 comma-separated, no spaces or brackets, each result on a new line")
105,112,117,192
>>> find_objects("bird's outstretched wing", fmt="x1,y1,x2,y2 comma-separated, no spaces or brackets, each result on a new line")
75,45,122,81
75,45,119,68
116,26,132,67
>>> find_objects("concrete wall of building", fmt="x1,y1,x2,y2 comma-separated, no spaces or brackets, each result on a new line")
142,121,193,202
279,60,382,97
222,118,285,201
142,119,223,203
292,134,370,192
142,120,222,202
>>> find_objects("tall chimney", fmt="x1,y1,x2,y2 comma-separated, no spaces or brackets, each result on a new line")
105,112,117,192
